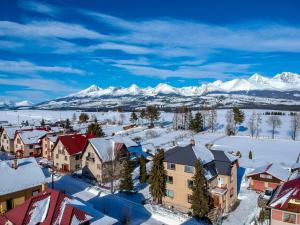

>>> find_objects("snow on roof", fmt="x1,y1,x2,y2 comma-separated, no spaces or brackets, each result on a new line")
0,157,46,195
291,162,300,170
3,127,20,139
48,135,58,143
19,130,48,145
112,135,138,147
89,138,118,162
247,163,290,181
28,196,50,225
192,144,214,165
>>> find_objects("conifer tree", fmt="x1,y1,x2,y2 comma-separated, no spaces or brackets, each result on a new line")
130,111,138,124
87,122,104,137
191,159,209,219
188,111,194,130
146,106,161,127
119,156,134,192
233,107,245,130
65,118,71,129
139,155,147,184
149,149,166,204
192,112,204,133
40,118,45,127
140,109,146,126
248,150,253,160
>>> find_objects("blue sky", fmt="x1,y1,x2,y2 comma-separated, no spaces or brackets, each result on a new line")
1,0,300,102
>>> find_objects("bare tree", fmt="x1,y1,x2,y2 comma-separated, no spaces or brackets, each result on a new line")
248,112,256,138
290,113,300,140
119,113,126,125
207,109,217,132
255,113,262,138
267,115,282,139
105,149,119,193
225,109,235,135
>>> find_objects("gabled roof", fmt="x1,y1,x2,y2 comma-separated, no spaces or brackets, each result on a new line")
17,130,48,145
56,134,87,155
210,150,238,176
164,144,217,180
247,163,290,181
268,177,300,213
87,137,127,162
2,127,21,139
0,157,46,196
2,189,93,225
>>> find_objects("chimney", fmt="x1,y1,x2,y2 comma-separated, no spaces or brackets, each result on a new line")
190,139,195,146
11,158,18,169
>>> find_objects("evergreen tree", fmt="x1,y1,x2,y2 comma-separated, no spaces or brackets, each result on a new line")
149,149,166,204
40,119,46,127
258,209,265,224
130,111,138,124
233,107,245,129
119,156,134,192
140,109,146,126
192,112,204,133
87,122,105,137
65,118,71,129
248,150,253,160
24,120,29,126
191,159,209,219
79,113,89,123
139,155,147,184
187,111,194,130
146,106,161,127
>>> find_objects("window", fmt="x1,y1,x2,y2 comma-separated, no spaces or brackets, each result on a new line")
56,163,59,167
32,190,39,196
167,163,176,170
166,176,173,184
187,180,194,189
230,187,234,198
187,194,193,203
17,138,20,144
166,189,174,198
56,154,59,159
283,212,296,224
3,134,7,139
184,165,194,173
75,164,80,169
218,177,224,187
64,156,68,161
75,154,80,160
260,174,272,179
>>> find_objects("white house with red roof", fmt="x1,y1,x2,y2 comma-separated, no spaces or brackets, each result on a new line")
268,177,300,225
0,188,118,225
52,134,88,172
247,163,290,192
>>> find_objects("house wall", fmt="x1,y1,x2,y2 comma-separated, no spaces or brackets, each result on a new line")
81,143,122,184
248,173,283,192
52,140,81,172
0,130,14,153
42,137,54,159
13,133,42,157
162,162,218,213
271,209,300,225
0,184,46,214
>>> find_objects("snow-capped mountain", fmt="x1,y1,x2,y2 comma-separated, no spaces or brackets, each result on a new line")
69,72,300,97
0,100,32,109
35,72,300,110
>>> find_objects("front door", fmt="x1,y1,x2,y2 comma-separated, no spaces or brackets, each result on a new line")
62,164,69,172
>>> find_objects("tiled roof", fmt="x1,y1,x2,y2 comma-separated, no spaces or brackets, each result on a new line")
247,163,290,181
268,177,300,213
56,134,87,155
3,189,92,225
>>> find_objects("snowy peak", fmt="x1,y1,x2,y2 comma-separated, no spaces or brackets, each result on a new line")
69,72,300,98
15,100,33,107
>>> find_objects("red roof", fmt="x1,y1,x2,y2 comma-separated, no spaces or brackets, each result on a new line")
57,134,87,155
2,188,92,225
268,177,300,213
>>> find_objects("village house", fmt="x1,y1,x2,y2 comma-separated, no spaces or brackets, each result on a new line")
14,129,48,157
41,134,58,159
81,137,129,184
162,141,238,216
52,134,87,172
268,177,300,225
0,157,47,214
0,127,20,153
247,163,290,192
0,188,118,225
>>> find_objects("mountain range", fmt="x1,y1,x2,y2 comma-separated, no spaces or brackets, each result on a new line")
4,72,300,111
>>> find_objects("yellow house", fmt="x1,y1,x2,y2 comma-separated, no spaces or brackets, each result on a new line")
0,127,20,153
162,142,238,216
0,157,47,214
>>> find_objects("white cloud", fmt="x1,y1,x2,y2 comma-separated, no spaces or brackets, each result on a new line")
0,60,86,75
19,1,62,17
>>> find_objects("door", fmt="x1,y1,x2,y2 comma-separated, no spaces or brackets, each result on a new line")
62,164,69,172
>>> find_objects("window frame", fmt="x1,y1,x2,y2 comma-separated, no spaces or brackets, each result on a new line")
167,162,176,170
